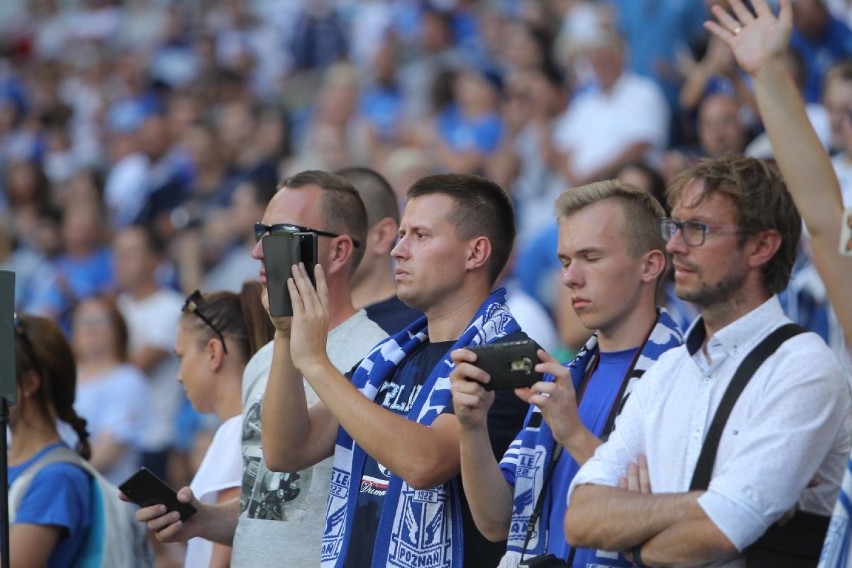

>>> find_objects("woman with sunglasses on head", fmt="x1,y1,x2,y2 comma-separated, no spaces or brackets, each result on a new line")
172,281,273,568
8,313,95,567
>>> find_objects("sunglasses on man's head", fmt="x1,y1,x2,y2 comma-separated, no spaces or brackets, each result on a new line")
254,223,360,248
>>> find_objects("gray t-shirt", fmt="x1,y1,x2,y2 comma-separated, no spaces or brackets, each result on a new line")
232,309,387,566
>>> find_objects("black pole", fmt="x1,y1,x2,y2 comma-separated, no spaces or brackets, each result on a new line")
1,271,16,566
1,395,10,568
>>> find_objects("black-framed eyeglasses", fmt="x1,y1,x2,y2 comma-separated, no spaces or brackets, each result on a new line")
659,217,752,247
254,222,360,249
183,290,228,354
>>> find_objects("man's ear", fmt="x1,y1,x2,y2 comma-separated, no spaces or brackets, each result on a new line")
641,249,667,283
326,235,355,276
746,229,783,272
465,236,492,272
371,217,399,256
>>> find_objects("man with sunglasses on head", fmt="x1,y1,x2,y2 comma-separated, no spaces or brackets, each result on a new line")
133,170,388,566
565,6,852,567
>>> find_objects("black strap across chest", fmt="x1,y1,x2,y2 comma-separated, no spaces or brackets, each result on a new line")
689,323,805,491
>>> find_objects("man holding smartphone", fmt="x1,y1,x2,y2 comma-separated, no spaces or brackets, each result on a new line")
261,174,529,567
450,180,683,567
131,170,388,566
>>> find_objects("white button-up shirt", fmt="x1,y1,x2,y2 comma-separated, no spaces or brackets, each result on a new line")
569,296,852,564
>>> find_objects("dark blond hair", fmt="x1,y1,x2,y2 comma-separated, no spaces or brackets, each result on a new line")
554,179,666,258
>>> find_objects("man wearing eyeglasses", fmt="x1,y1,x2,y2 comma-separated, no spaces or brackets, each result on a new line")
261,174,530,567
133,170,388,566
564,8,851,567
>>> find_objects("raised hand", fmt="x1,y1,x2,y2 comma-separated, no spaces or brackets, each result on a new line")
705,0,792,75
514,349,582,447
287,262,331,376
449,347,497,429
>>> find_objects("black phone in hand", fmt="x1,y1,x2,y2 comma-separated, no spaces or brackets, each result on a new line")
262,232,318,317
469,338,544,391
119,467,197,521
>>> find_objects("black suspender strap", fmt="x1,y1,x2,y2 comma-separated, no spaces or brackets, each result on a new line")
689,323,805,491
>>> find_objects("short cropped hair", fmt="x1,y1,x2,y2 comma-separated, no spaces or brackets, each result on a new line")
335,166,400,227
279,170,368,272
666,156,801,294
407,174,515,285
554,179,667,258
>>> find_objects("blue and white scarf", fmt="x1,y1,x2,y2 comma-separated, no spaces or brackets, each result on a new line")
499,308,683,567
322,288,521,568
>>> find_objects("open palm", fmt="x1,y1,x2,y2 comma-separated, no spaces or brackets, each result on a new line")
705,0,793,75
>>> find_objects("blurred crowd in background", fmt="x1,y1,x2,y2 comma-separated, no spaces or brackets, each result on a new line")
1,0,851,539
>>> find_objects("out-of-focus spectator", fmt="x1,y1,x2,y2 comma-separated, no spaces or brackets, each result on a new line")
548,27,670,187
398,6,463,128
605,0,710,142
206,0,287,99
215,97,285,183
380,145,436,205
488,64,566,245
1,159,52,250
102,102,150,229
790,0,852,103
112,224,186,487
133,111,194,243
285,62,366,176
822,58,852,155
68,294,150,486
203,173,278,293
28,199,114,334
408,62,504,175
832,99,852,208
678,34,756,119
358,35,405,167
661,92,751,181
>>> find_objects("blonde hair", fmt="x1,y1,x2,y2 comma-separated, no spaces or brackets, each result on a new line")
554,179,666,258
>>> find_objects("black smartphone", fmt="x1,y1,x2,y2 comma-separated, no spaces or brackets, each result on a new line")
119,467,197,521
262,232,318,317
469,338,544,391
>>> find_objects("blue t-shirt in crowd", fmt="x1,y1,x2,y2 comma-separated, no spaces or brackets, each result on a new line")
436,104,503,154
541,347,637,565
8,442,92,568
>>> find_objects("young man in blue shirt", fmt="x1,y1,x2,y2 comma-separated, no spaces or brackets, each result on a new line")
451,180,683,567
